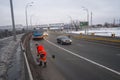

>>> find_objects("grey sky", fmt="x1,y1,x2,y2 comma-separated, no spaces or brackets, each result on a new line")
0,0,120,26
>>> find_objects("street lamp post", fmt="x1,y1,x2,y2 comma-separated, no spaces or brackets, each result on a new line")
68,16,73,31
25,2,33,32
90,12,93,26
9,0,16,41
82,7,89,25
82,7,89,35
68,16,76,31
30,14,34,28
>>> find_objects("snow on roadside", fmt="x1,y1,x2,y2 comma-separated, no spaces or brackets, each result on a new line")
0,34,24,80
68,27,120,37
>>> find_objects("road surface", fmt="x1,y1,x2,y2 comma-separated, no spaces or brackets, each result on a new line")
28,31,120,80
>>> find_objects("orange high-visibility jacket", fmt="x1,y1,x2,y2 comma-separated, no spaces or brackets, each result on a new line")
37,45,44,54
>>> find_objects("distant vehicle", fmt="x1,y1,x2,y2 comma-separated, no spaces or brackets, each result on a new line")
32,30,44,40
56,36,72,45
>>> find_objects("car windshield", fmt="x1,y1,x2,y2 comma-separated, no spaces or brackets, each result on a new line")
61,36,69,39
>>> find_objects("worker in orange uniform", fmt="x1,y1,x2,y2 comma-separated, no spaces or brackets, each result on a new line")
36,44,47,67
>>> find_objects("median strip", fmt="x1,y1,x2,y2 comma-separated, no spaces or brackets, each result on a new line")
73,35,120,43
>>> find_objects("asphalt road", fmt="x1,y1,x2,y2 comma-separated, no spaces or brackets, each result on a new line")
30,31,120,80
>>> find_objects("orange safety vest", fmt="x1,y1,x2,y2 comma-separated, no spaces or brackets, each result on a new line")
40,50,47,62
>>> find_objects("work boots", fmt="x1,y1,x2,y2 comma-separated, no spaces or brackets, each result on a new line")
39,61,47,67
39,61,42,66
43,62,47,67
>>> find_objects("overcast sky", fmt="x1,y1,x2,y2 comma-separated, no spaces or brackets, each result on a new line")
0,0,120,26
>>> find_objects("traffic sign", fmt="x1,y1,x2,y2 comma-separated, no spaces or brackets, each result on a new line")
80,22,88,27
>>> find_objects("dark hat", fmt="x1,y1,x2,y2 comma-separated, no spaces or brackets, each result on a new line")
35,43,39,46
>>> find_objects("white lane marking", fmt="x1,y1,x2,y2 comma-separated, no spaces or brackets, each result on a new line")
116,54,120,56
45,39,120,76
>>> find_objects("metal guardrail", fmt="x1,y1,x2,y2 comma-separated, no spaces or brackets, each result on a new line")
20,34,33,80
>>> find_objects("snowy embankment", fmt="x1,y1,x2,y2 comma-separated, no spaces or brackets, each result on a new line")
0,34,24,80
68,27,120,37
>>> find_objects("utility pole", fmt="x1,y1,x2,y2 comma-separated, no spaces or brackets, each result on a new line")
10,0,16,41
119,19,120,25
113,18,115,26
117,19,119,25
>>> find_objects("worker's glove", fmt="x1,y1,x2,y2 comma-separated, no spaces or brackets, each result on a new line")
37,54,39,56
40,54,45,58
